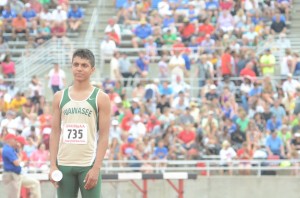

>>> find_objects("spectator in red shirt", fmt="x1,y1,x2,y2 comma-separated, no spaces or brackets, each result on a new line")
177,124,196,151
196,32,205,44
219,0,233,11
16,136,29,166
221,47,232,77
121,109,133,131
146,115,161,133
237,142,253,175
240,61,256,78
120,136,136,159
198,18,215,35
51,22,66,39
106,29,120,46
29,0,43,13
172,38,185,55
179,18,195,44
1,55,15,79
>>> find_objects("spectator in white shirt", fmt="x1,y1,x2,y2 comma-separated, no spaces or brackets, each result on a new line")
172,90,190,113
243,25,258,45
276,33,291,49
243,0,258,12
219,140,236,175
51,5,67,27
280,49,293,76
9,0,23,14
0,110,18,135
100,35,116,59
110,119,122,142
39,6,52,26
105,18,121,41
169,50,185,82
158,0,170,16
0,0,7,7
20,113,40,137
282,73,300,95
129,115,146,139
171,75,190,96
110,51,121,81
28,75,42,98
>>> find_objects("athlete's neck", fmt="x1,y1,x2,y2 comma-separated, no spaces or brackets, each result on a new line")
72,81,92,91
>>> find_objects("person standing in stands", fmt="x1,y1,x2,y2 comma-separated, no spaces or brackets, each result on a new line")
47,63,66,94
49,49,111,198
2,134,41,198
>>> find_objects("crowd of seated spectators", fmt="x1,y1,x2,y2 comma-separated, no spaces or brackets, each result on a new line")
0,0,299,176
0,0,84,110
98,0,300,174
0,0,84,68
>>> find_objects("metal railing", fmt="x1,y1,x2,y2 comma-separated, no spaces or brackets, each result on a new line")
15,39,100,90
13,34,289,91
2,159,300,176
84,0,103,47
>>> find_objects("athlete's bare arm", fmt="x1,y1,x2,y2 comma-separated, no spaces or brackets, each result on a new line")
49,91,63,188
84,90,111,190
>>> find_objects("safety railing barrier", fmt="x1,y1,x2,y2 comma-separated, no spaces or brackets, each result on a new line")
1,159,300,176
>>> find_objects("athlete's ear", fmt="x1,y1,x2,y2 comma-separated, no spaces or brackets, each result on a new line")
91,66,95,73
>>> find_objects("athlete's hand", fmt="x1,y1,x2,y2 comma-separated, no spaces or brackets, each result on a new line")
49,167,60,188
84,167,100,190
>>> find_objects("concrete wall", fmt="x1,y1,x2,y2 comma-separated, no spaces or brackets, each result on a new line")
1,177,300,198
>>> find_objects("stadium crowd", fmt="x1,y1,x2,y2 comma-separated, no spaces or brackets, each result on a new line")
99,0,300,174
0,0,84,60
0,0,299,177
0,0,84,172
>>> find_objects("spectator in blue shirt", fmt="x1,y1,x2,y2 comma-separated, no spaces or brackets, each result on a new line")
2,5,17,31
248,81,262,109
272,12,286,23
2,134,22,197
122,0,136,18
205,0,219,10
2,134,21,174
2,134,41,197
159,81,173,96
270,100,286,120
22,3,37,22
68,5,84,31
162,14,175,29
151,0,161,9
132,20,152,48
135,51,150,78
154,140,168,159
249,82,262,97
265,131,285,157
266,116,282,132
2,5,17,20
182,49,191,71
116,0,127,8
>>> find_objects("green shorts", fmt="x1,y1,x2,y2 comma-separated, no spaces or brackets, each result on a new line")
57,165,102,198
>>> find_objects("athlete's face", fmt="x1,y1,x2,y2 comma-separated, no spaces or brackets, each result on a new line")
72,56,95,81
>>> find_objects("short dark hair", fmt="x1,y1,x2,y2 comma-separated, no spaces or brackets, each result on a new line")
72,49,95,67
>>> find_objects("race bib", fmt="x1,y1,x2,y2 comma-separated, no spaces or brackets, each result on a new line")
63,123,88,144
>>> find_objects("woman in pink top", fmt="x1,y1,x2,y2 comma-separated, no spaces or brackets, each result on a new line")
30,143,50,170
47,63,66,94
1,55,15,79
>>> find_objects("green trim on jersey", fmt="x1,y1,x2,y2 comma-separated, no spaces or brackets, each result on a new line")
87,87,99,114
59,87,100,113
60,88,70,109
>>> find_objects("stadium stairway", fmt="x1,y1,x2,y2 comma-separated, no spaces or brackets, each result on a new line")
289,0,300,52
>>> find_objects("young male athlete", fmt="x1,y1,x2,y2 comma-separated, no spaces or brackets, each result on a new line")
49,49,111,198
